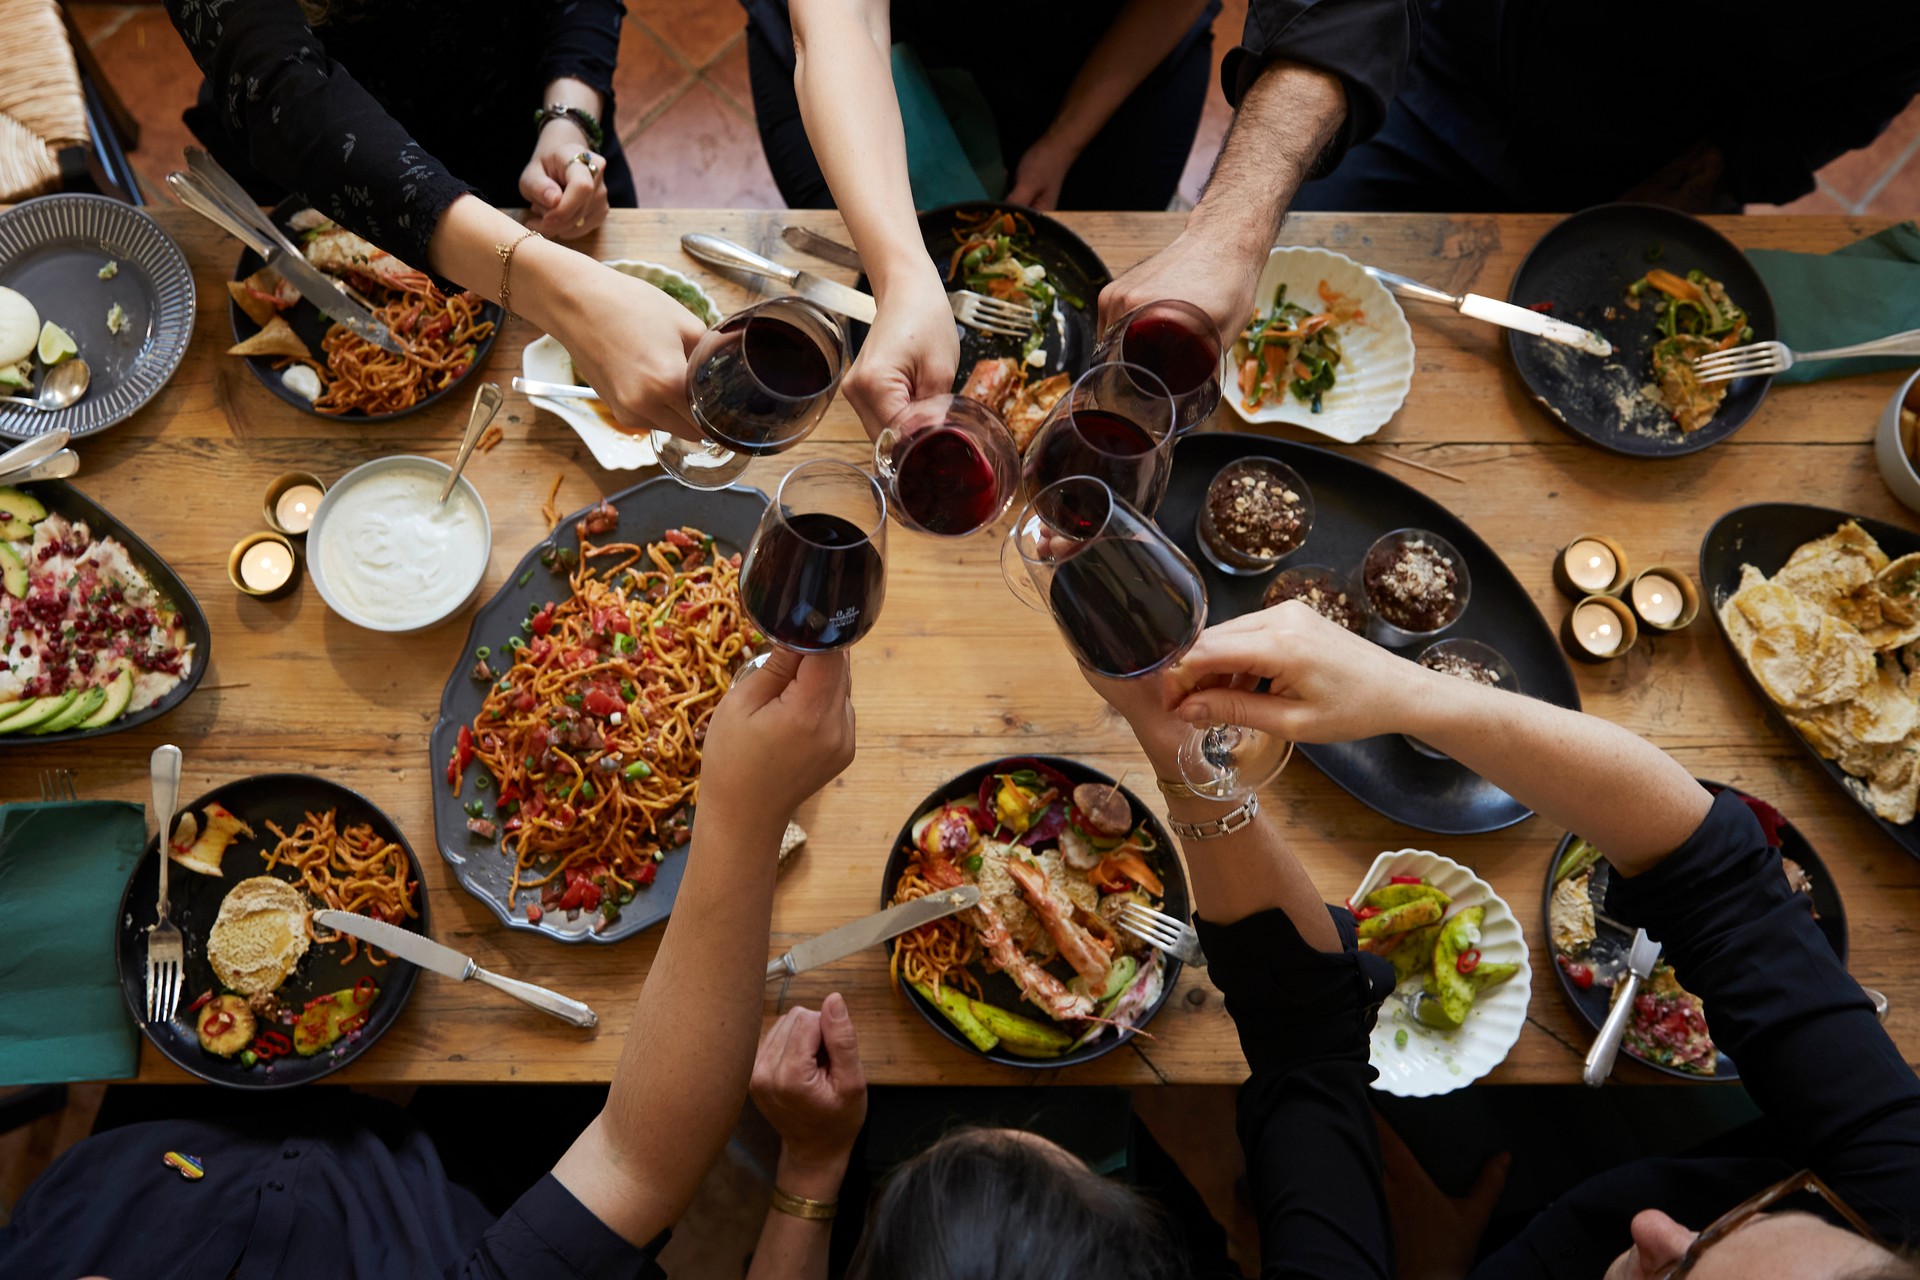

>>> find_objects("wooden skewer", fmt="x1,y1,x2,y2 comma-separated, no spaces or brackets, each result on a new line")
1374,451,1467,484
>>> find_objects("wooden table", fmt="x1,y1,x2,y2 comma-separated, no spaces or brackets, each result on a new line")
9,208,1916,1087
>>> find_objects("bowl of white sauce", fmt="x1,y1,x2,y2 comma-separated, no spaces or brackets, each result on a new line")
308,455,491,633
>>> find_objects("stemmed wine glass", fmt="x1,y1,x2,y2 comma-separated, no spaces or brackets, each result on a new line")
873,394,1020,538
1020,360,1177,514
738,459,888,653
1008,476,1292,801
1092,298,1225,436
654,297,849,490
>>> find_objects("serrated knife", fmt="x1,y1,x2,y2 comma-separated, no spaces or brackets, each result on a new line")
682,233,877,324
766,885,979,981
312,909,598,1027
1364,266,1613,357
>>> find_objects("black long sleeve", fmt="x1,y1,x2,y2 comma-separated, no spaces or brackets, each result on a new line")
537,0,625,113
1196,904,1398,1279
1226,0,1421,173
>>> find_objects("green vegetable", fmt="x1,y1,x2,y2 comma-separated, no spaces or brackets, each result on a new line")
475,645,491,658
1553,837,1603,885
613,632,638,654
1394,1028,1409,1049
964,854,983,872
105,302,128,335
968,999,1074,1057
1429,907,1486,1027
475,776,490,790
517,568,536,587
911,979,998,1052
1362,883,1452,912
1356,898,1444,939
622,761,652,779
98,260,118,280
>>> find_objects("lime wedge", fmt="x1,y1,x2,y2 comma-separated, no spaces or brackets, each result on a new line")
36,321,76,366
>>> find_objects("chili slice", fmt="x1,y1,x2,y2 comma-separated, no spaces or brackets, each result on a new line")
1456,948,1482,975
353,975,377,1006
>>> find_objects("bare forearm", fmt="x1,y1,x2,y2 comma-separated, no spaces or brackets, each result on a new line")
426,194,592,329
1038,0,1210,153
1189,61,1346,260
744,1153,844,1280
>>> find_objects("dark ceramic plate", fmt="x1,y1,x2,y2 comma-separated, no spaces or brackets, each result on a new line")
429,478,769,943
880,755,1185,1069
0,479,209,745
1544,780,1848,1082
114,774,427,1089
0,194,196,440
228,197,502,422
1701,503,1920,860
1507,204,1775,457
1158,433,1579,834
851,202,1111,393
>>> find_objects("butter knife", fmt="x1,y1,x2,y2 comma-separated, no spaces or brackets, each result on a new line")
681,233,877,325
766,885,979,981
1584,927,1660,1086
781,225,864,272
1364,266,1613,358
312,909,598,1027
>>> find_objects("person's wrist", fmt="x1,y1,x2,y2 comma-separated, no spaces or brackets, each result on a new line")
867,250,944,303
776,1146,851,1201
538,117,593,154
513,239,598,335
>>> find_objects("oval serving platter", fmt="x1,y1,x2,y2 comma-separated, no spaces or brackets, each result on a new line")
114,773,427,1089
0,478,209,745
429,477,770,943
1157,433,1580,834
880,755,1186,1070
1543,781,1848,1082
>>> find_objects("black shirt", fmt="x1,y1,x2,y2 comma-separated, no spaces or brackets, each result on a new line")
1199,791,1920,1277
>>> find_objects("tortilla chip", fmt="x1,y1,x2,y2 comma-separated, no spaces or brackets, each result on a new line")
228,316,312,361
225,267,294,328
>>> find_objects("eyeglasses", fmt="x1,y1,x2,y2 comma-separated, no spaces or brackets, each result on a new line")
1652,1169,1888,1279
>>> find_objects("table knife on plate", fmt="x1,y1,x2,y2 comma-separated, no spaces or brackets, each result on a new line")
312,909,598,1027
780,225,864,272
766,884,979,981
1583,926,1660,1085
1363,266,1612,357
681,233,877,325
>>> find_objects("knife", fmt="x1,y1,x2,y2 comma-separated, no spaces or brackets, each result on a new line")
0,427,70,480
681,233,877,325
766,885,979,981
171,158,406,356
1364,266,1613,358
312,909,599,1028
1583,926,1660,1086
780,226,864,272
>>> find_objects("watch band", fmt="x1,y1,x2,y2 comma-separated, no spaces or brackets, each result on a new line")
1165,792,1259,841
534,103,605,152
770,1186,837,1221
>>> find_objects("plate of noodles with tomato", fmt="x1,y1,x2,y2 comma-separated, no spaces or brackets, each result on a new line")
432,476,770,943
882,756,1187,1068
225,197,501,421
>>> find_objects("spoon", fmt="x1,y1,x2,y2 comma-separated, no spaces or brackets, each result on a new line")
0,449,79,483
441,381,504,504
512,375,599,400
0,427,71,478
0,360,91,412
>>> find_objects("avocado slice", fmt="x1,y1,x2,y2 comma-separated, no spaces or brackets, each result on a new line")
0,542,25,597
0,692,74,734
0,487,46,529
0,700,24,720
33,686,106,733
77,667,134,729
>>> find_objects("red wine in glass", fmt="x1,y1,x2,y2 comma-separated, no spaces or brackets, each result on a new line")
894,428,998,535
740,511,885,651
1123,313,1218,396
1046,535,1203,678
692,315,838,454
1026,407,1162,511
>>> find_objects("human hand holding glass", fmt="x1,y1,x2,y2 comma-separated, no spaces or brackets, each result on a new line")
873,395,1019,538
1091,298,1225,436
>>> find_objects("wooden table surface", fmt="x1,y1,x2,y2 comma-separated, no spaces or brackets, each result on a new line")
8,207,1918,1087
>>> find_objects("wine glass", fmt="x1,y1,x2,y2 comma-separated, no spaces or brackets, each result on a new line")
739,459,887,652
1009,477,1292,801
1021,360,1177,514
654,298,849,490
1093,298,1225,435
873,394,1020,538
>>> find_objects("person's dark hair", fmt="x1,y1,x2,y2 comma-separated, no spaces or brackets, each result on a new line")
846,1128,1188,1280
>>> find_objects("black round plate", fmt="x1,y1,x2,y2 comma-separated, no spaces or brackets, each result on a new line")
0,194,196,441
1507,204,1776,457
880,755,1185,1069
1543,780,1848,1082
429,477,770,943
228,197,502,422
1701,502,1920,861
851,202,1111,393
1158,433,1580,834
114,774,427,1088
0,479,209,745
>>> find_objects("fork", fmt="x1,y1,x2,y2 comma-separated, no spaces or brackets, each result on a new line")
37,768,76,802
1691,327,1920,383
947,289,1034,339
1116,901,1207,968
145,745,185,1023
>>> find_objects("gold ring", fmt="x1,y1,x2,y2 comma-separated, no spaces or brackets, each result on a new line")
570,151,599,181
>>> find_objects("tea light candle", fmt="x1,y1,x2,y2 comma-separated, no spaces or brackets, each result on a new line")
1561,594,1637,663
263,471,328,537
1553,533,1629,600
228,531,299,599
1626,565,1699,631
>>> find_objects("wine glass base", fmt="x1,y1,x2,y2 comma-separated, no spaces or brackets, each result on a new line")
651,430,750,490
1176,724,1294,801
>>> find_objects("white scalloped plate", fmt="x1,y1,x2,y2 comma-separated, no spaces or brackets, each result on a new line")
521,260,720,470
1351,848,1531,1097
1225,246,1415,443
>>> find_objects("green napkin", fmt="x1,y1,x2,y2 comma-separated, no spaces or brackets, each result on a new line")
891,44,1001,208
0,801,145,1084
1746,221,1920,384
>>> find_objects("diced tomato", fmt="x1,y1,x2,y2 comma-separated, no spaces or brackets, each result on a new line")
528,637,552,663
582,687,623,718
663,529,695,549
556,804,577,827
632,861,657,886
608,613,632,634
581,883,603,911
446,725,475,787
420,314,452,342
558,882,585,911
531,603,556,636
497,782,522,804
525,904,543,924
512,690,536,713
1557,955,1595,990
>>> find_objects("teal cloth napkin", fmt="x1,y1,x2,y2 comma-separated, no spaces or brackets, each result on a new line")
892,44,1000,208
1746,221,1920,384
0,800,145,1084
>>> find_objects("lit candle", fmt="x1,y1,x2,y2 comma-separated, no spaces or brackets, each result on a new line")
1631,573,1683,626
274,483,324,535
1573,601,1622,657
241,540,295,593
1564,540,1617,593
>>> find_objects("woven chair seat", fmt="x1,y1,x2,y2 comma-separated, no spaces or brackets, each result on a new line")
0,0,89,201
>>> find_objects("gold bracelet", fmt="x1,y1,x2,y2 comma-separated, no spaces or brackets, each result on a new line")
769,1185,837,1221
495,228,543,320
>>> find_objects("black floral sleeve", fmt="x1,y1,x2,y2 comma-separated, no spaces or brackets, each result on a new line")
164,0,474,269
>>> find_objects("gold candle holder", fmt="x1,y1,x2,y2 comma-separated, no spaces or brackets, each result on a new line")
1553,533,1630,600
264,471,328,537
1561,593,1637,663
1626,566,1699,631
228,531,299,599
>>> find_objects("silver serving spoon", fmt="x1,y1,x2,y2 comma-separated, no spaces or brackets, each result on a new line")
0,449,79,483
0,360,90,412
0,427,71,478
441,381,504,504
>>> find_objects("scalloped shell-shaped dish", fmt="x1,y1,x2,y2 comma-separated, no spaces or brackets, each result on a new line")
1351,848,1531,1097
1225,246,1415,443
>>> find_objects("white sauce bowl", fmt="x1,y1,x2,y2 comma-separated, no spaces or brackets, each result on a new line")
307,455,491,633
